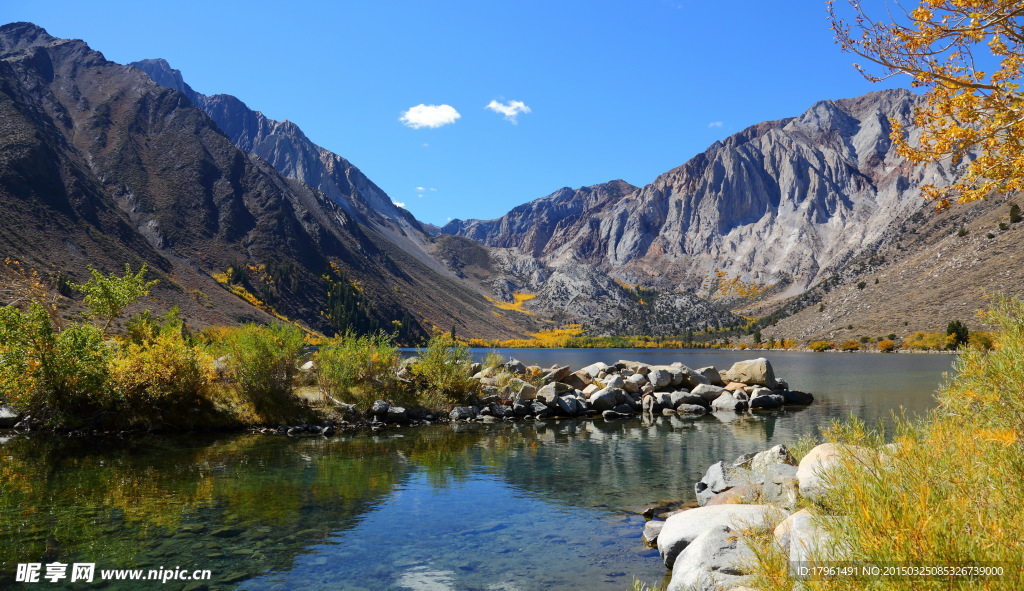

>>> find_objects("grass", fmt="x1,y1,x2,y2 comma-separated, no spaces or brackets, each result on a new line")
747,296,1024,590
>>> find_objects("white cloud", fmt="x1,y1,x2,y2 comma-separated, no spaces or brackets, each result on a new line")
415,186,426,192
392,201,406,208
485,99,531,124
422,143,430,148
708,121,723,128
430,187,438,192
400,104,461,129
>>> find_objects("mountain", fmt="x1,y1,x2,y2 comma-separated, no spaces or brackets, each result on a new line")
443,90,956,298
0,23,527,339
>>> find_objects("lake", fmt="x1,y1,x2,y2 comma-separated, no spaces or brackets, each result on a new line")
0,350,956,590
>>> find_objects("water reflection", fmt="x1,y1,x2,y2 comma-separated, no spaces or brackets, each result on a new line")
1,352,954,589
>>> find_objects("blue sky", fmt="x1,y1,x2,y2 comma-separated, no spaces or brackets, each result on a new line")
6,0,909,226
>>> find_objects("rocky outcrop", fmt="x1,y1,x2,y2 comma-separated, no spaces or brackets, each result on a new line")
443,89,958,298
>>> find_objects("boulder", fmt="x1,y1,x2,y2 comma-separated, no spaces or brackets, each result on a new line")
721,357,776,386
705,484,761,506
724,381,748,392
642,520,664,548
750,444,797,475
789,511,847,570
580,361,609,377
781,390,815,405
680,371,711,390
649,368,672,389
588,388,622,412
657,504,787,569
602,410,628,420
773,508,804,552
695,366,726,387
386,406,408,422
504,358,527,374
670,392,706,408
449,406,475,421
667,525,755,591
603,374,625,389
695,461,751,506
762,463,799,510
505,378,537,402
750,393,785,409
0,405,20,429
537,382,572,403
612,403,635,415
691,384,726,402
491,404,514,419
512,401,532,417
675,404,708,415
541,365,571,385
668,368,687,387
563,369,593,390
797,443,854,501
556,396,581,417
530,401,551,417
581,383,601,396
711,391,748,412
371,400,390,416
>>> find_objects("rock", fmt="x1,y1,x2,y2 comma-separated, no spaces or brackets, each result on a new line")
680,370,711,390
789,510,847,569
642,521,664,548
625,373,649,392
512,402,532,417
505,378,537,402
612,403,635,415
656,392,674,409
691,384,725,402
670,391,706,408
581,383,600,396
541,365,571,385
695,461,752,506
749,393,785,409
695,366,726,387
371,400,390,416
722,357,776,386
797,443,856,501
386,406,408,422
449,406,475,421
668,368,687,387
603,374,626,389
299,360,316,372
641,393,656,414
750,444,797,475
649,368,672,389
781,390,815,405
666,525,755,591
675,404,708,415
588,388,620,412
556,396,581,416
762,464,799,510
0,405,20,429
704,484,761,506
580,361,609,377
537,382,572,403
724,381,748,391
504,358,527,374
773,508,803,552
564,369,593,390
657,504,787,569
320,425,336,436
602,410,628,420
710,391,748,412
530,401,550,416
491,404,514,419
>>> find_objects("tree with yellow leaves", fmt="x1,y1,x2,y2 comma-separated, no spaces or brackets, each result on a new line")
829,0,1024,207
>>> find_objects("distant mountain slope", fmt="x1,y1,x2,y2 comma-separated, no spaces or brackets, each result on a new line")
0,23,526,339
130,58,441,272
444,90,958,299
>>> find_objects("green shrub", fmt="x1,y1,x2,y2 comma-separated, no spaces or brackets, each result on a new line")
411,334,478,408
316,331,402,409
0,304,109,426
73,264,158,334
856,281,866,290
957,226,969,237
1011,202,1021,224
108,330,210,416
223,323,305,406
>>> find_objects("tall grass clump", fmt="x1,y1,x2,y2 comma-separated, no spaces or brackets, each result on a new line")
751,297,1024,590
316,331,402,409
222,323,305,411
411,333,478,408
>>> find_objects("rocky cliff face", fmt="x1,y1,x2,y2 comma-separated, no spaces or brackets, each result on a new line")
444,90,956,298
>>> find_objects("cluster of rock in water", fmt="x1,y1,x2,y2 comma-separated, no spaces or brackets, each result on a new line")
448,356,814,423
642,441,861,591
